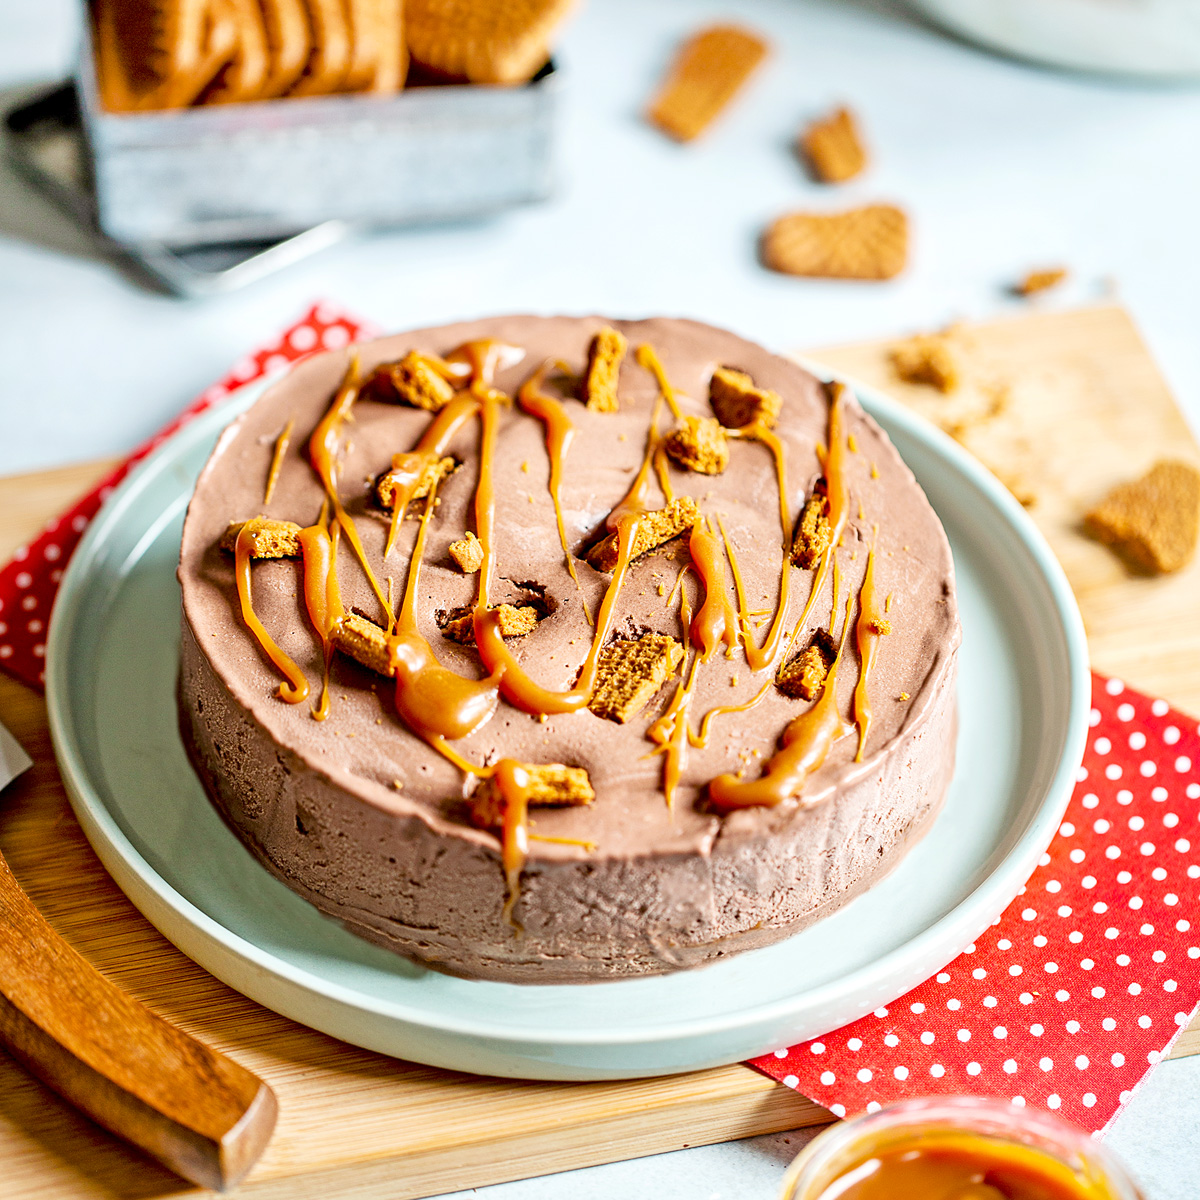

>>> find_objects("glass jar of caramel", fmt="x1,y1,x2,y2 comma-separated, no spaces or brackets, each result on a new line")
780,1096,1143,1200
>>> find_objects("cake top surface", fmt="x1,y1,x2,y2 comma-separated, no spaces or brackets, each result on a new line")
179,315,959,868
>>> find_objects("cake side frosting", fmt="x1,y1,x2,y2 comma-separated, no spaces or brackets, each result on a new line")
178,315,960,981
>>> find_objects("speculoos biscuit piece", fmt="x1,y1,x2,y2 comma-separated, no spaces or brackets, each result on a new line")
363,350,457,412
776,633,836,701
586,496,700,572
801,106,867,184
448,531,485,573
1084,460,1200,575
588,634,684,723
580,326,627,413
331,612,394,676
791,486,832,570
762,205,908,281
442,604,540,645
889,333,959,393
663,416,730,475
375,456,457,510
709,366,781,430
469,763,595,828
219,516,303,558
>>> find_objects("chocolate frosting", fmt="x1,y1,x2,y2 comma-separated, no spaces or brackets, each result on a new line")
178,316,960,981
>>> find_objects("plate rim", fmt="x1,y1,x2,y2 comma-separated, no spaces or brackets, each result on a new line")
45,365,1090,1054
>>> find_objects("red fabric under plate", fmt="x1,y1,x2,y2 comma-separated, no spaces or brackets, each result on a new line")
749,674,1200,1133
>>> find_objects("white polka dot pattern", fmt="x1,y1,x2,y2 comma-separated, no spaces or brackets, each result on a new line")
750,674,1200,1133
0,306,376,691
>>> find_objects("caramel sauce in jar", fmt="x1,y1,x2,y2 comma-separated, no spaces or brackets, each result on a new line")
781,1099,1141,1200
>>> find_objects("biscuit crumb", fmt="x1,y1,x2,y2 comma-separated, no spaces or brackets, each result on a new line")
762,205,907,281
776,632,836,700
1014,267,1068,297
588,633,684,723
709,366,782,430
469,763,595,828
868,616,892,635
663,416,730,474
581,326,627,413
899,691,910,701
363,351,456,412
442,604,540,645
393,779,404,789
376,455,457,510
801,106,867,184
889,332,960,393
219,517,303,558
586,496,700,571
791,484,833,569
448,531,485,573
332,612,395,677
1084,460,1200,574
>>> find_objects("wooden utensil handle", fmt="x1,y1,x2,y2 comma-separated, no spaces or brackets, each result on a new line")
0,850,276,1190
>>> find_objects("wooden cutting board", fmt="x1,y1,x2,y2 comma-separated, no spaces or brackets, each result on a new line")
1,305,1198,1200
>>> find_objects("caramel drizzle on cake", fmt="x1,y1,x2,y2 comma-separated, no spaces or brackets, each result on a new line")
222,327,898,917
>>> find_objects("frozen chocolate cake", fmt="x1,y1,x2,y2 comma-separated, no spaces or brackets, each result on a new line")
178,316,960,983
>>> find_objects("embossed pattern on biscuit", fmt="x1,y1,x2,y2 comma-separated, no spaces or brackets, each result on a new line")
762,204,908,281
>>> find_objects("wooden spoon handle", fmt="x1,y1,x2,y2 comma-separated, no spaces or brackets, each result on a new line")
0,850,276,1191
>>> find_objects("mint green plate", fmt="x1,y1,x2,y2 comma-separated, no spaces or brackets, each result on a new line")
45,371,1089,1081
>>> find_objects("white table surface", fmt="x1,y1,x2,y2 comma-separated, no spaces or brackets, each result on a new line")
2,0,1199,1196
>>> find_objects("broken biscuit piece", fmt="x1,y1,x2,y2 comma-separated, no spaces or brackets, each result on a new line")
762,204,908,281
791,485,833,569
1014,267,1068,297
580,326,627,413
586,495,700,572
647,24,769,142
709,366,782,430
448,531,485,573
663,416,730,475
442,604,540,645
1084,459,1200,575
588,634,684,723
375,455,457,510
776,632,836,701
469,763,595,828
331,612,394,677
889,333,960,393
219,516,303,558
801,106,867,184
362,351,457,412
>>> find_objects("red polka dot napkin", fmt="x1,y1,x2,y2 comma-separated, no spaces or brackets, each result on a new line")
750,675,1200,1133
1,306,1197,1137
0,303,375,691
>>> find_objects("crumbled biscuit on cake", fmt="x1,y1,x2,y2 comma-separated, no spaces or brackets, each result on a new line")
219,516,303,558
448,531,485,573
442,604,541,645
889,332,960,393
708,366,782,430
406,0,573,84
776,632,836,701
1014,267,1068,297
580,326,627,413
363,351,457,412
331,612,394,677
647,24,769,142
791,485,832,569
468,763,595,827
800,106,867,184
1084,460,1200,575
762,204,908,281
586,496,700,572
663,416,730,475
588,634,684,723
375,456,457,509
